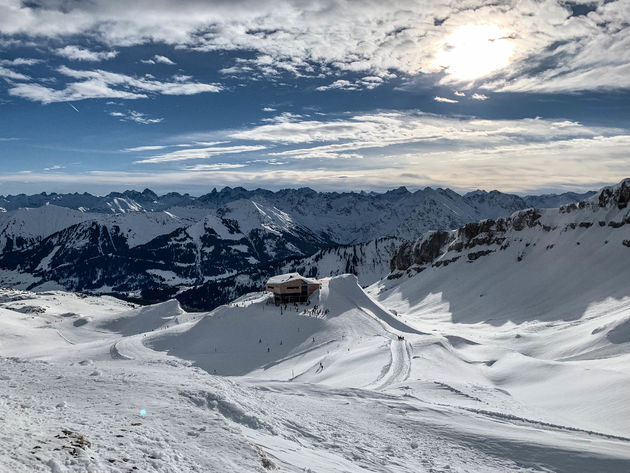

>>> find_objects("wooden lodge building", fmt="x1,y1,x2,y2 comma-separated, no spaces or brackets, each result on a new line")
266,273,321,304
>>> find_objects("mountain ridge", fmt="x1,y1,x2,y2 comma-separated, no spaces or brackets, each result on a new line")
0,182,615,310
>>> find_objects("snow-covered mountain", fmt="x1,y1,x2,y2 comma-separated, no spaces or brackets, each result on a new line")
0,185,598,307
388,178,629,283
0,200,331,296
0,186,592,241
523,190,596,209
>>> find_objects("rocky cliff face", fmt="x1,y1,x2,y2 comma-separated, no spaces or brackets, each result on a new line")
389,179,630,274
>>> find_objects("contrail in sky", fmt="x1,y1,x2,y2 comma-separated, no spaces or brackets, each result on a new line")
68,103,79,113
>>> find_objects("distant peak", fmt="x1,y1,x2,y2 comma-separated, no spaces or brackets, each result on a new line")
141,188,158,199
384,186,410,195
464,190,487,198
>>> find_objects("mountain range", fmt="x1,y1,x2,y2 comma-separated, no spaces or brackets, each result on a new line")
0,185,596,309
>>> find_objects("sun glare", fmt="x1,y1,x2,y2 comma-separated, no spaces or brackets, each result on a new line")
431,24,515,81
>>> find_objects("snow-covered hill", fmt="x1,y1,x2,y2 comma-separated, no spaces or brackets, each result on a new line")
1,261,629,471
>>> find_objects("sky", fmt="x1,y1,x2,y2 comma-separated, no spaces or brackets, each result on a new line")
1,0,629,195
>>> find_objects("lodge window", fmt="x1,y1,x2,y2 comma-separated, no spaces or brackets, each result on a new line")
286,285,299,289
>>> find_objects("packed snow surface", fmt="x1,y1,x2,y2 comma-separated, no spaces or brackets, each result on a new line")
1,267,629,472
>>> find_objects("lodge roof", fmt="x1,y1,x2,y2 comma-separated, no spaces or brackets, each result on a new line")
267,272,319,285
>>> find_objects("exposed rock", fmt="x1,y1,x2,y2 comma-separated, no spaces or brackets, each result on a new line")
597,178,630,209
390,231,452,271
511,209,542,231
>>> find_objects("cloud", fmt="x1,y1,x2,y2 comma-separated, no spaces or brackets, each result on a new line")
142,54,176,65
123,145,169,152
185,163,248,171
4,106,630,193
2,135,628,195
9,66,221,103
110,110,163,124
230,111,610,147
43,164,65,171
0,65,29,81
0,1,627,92
56,45,118,61
10,81,145,103
434,96,458,103
316,76,386,91
134,144,267,164
153,55,175,65
262,107,276,112
0,58,41,66
471,93,488,100
221,110,630,177
454,91,465,97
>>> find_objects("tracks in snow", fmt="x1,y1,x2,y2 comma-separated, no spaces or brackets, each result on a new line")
366,338,412,391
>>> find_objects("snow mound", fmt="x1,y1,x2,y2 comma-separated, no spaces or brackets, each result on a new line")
149,274,420,386
99,299,184,336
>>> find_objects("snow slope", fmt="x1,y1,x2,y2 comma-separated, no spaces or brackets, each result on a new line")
1,271,629,472
368,178,630,438
0,206,95,252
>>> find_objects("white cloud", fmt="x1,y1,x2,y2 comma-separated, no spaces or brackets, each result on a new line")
142,54,176,65
135,145,267,164
316,76,385,92
185,163,248,171
110,110,163,124
1,1,627,92
0,0,630,92
471,93,488,100
316,80,355,91
0,65,29,81
231,111,609,147
0,57,41,66
262,107,276,112
43,164,64,171
10,81,145,103
123,145,169,152
454,91,465,97
2,137,628,194
229,112,628,191
434,96,458,103
9,66,221,103
56,45,118,61
153,55,175,65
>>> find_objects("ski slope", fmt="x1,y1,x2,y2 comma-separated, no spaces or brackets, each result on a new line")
0,264,629,472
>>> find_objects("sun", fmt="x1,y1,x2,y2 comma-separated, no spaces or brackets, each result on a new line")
430,24,515,81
